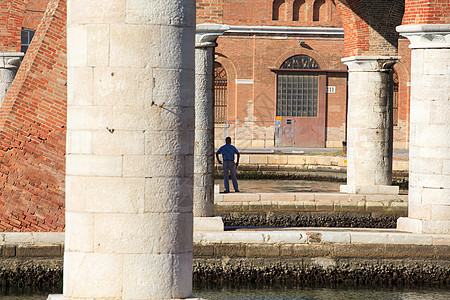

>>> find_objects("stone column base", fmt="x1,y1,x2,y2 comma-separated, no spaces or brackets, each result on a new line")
194,216,224,231
340,184,399,195
397,217,450,235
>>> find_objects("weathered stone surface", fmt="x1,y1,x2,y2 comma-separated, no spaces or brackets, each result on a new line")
397,25,450,234
15,245,62,258
214,244,247,257
66,0,195,297
246,244,280,257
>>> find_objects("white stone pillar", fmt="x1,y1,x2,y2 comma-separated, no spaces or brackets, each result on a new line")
396,24,450,234
65,0,195,299
340,56,399,195
193,24,228,231
0,52,23,106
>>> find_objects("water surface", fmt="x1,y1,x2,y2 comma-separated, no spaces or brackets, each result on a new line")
194,286,450,300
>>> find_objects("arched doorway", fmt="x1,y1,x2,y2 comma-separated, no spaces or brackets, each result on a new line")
274,55,327,147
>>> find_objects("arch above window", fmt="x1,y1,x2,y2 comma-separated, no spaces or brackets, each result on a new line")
293,0,306,21
280,55,320,69
272,0,286,21
313,0,326,22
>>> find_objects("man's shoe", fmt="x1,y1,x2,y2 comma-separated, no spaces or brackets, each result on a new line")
235,190,240,193
221,190,230,194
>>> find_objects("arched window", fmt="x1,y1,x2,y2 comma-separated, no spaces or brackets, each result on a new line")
280,55,320,69
277,55,320,117
313,0,326,22
293,0,306,21
272,0,286,21
214,62,227,123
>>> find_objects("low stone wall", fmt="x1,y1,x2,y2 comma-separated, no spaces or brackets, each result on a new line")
215,193,408,228
0,233,449,290
215,153,409,182
193,257,450,288
0,233,64,291
235,153,409,172
217,211,403,228
193,231,450,287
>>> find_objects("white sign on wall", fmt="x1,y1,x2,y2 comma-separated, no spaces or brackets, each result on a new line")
327,86,336,93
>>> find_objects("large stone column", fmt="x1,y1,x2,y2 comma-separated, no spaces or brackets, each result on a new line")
340,56,399,195
193,24,228,231
397,24,450,234
0,52,23,106
65,0,195,299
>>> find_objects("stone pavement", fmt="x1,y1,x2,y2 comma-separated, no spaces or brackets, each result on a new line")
214,179,342,194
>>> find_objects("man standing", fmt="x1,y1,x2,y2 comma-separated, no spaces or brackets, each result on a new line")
216,137,240,193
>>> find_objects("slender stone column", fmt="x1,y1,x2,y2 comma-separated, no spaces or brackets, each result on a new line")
193,24,228,230
0,52,23,106
397,24,450,234
65,0,195,299
340,56,399,195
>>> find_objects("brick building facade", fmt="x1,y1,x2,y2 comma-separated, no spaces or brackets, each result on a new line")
0,0,446,232
210,0,411,149
0,0,64,231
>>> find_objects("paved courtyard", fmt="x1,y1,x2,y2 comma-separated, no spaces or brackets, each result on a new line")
214,179,341,194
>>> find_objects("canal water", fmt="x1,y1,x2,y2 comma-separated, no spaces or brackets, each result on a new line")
193,286,450,299
5,287,450,299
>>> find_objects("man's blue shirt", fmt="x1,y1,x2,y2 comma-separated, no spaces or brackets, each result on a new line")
217,144,239,161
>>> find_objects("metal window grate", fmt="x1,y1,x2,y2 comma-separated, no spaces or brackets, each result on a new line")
393,71,399,126
214,62,227,123
280,55,320,69
277,74,318,117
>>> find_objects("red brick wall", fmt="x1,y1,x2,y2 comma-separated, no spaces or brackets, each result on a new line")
403,0,450,24
222,0,341,27
0,0,66,231
215,35,348,147
22,0,50,30
334,0,404,57
393,38,411,149
197,0,224,23
0,0,27,51
326,72,348,146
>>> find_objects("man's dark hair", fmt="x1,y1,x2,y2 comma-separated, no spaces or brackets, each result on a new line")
225,137,231,144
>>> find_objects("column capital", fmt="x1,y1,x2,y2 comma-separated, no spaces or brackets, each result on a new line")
0,52,24,69
341,56,399,72
196,23,230,48
397,24,450,49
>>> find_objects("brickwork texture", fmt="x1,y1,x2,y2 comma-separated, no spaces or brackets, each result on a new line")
0,0,66,231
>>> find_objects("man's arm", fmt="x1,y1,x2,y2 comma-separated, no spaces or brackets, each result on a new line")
216,152,222,164
235,152,240,167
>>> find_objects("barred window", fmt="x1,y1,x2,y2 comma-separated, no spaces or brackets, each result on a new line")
276,55,320,117
277,74,318,117
214,62,227,123
393,71,399,126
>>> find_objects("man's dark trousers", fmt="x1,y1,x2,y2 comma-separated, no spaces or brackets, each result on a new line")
223,160,238,192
